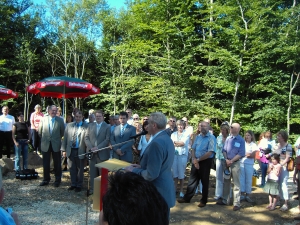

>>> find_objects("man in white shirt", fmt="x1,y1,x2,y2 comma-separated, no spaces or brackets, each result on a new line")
0,106,15,159
126,109,133,125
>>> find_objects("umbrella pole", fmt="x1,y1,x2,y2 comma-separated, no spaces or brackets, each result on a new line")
63,97,65,120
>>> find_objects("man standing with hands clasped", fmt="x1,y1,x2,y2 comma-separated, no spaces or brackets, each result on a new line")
110,111,135,163
85,110,110,195
125,112,175,215
177,121,216,208
61,110,88,192
217,122,245,211
38,105,65,187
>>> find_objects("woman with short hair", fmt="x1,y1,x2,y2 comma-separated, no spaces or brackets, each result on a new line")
171,120,190,197
214,122,230,200
240,130,258,203
12,112,31,172
30,104,44,153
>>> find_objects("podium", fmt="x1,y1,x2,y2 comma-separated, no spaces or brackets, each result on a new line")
93,158,131,211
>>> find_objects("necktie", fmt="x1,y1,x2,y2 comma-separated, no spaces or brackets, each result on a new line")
50,118,55,134
72,124,79,147
121,126,125,136
97,124,100,135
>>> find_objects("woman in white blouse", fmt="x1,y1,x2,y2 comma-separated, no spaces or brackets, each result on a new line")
171,120,190,198
138,121,152,157
240,130,258,203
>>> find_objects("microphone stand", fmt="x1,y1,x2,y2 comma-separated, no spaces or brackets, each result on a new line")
79,138,135,225
78,139,135,158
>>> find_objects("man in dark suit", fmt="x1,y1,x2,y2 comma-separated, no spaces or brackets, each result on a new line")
85,110,110,195
61,110,88,192
125,112,176,214
38,105,65,187
110,111,136,163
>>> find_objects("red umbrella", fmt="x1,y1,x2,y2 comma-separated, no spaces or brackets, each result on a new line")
0,85,18,100
26,76,100,98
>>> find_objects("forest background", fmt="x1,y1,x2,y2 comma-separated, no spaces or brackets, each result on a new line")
1,0,300,141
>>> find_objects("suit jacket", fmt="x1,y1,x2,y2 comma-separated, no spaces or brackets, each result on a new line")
132,130,175,208
61,122,88,160
110,124,136,163
85,122,110,161
38,115,65,152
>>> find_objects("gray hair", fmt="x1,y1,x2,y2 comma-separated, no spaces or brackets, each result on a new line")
34,104,41,110
133,113,139,118
149,112,167,129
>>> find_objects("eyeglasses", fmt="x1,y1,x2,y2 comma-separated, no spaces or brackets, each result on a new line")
133,118,139,120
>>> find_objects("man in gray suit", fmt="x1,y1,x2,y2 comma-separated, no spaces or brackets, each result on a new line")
61,110,88,192
110,111,136,163
38,105,65,187
85,110,110,195
125,112,176,213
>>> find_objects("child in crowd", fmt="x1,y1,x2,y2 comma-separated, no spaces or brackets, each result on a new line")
263,153,281,211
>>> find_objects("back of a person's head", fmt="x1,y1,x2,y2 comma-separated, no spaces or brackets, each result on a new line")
102,171,169,225
0,167,2,189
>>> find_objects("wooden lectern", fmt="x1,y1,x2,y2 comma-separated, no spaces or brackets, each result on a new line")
93,158,131,211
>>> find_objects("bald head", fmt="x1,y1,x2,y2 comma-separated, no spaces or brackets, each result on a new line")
230,123,241,136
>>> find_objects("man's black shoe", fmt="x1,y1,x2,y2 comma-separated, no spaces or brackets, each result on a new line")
75,187,82,192
53,182,60,187
177,199,190,203
39,181,49,186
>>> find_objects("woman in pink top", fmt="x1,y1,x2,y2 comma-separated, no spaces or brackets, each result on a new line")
30,104,44,153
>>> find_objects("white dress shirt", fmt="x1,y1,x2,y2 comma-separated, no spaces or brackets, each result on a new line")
0,114,15,131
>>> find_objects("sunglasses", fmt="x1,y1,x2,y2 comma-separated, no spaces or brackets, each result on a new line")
133,118,139,120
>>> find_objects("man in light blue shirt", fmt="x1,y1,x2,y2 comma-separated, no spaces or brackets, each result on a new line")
178,121,216,208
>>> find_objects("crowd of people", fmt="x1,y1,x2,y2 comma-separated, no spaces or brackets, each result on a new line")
2,104,300,224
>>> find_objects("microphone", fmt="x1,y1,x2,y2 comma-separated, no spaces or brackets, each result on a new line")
130,130,148,139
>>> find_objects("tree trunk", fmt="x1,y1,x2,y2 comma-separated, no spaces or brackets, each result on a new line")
287,72,299,133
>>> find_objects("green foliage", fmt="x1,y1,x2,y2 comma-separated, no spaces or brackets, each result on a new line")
1,0,300,139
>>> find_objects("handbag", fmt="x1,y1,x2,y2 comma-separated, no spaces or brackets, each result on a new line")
295,156,300,170
16,169,38,180
262,148,272,155
287,158,295,171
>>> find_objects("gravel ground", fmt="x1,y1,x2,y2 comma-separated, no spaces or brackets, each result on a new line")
2,164,99,225
2,155,300,225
